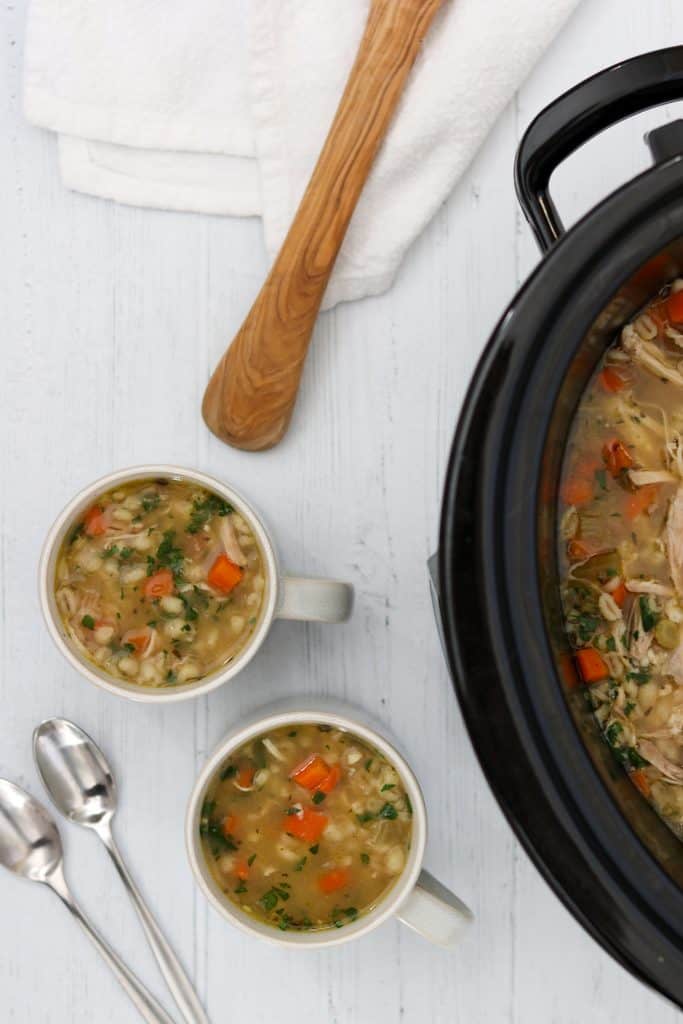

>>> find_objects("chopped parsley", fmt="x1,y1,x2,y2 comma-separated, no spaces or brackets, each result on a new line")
141,492,161,513
151,531,184,582
308,844,319,855
360,852,370,864
186,494,234,534
312,791,326,804
81,614,95,630
639,596,658,633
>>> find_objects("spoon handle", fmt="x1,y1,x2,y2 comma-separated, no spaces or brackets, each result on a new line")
48,873,176,1024
201,0,446,450
101,828,209,1024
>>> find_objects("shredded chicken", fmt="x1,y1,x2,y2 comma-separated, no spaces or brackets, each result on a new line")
637,739,683,784
622,326,683,386
628,469,678,487
219,517,248,567
625,579,674,597
667,486,683,595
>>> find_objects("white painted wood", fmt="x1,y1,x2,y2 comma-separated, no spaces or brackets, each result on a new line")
1,0,683,1020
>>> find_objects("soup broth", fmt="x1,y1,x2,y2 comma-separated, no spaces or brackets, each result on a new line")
199,723,413,932
55,478,266,687
559,279,683,837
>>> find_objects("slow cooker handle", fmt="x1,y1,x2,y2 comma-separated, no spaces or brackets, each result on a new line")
515,46,683,252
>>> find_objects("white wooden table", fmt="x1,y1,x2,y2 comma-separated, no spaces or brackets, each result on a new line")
2,1,683,1020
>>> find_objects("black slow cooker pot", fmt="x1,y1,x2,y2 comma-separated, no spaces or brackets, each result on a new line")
434,47,683,1006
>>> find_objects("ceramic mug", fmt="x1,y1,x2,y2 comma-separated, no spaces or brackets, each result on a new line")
186,699,473,948
38,465,353,703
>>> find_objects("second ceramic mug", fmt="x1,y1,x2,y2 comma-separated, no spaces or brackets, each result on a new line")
186,698,473,948
38,465,353,702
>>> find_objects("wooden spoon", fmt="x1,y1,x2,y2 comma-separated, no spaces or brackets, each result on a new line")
202,0,447,450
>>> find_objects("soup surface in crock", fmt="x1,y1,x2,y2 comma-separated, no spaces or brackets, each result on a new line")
199,723,413,932
559,279,683,836
55,478,265,687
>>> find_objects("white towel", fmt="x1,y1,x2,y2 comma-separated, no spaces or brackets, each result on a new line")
24,0,580,310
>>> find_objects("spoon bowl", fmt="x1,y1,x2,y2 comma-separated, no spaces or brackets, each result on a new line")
0,778,174,1024
33,718,116,827
0,779,63,882
34,717,209,1024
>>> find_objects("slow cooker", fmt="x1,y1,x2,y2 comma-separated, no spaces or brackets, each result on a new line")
433,47,683,1006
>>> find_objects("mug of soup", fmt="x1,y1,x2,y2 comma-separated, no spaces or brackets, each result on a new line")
186,700,472,947
39,466,353,703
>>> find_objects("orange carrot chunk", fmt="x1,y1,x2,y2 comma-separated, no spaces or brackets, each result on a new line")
567,539,593,562
611,582,627,608
222,814,239,838
237,764,255,789
84,505,108,537
290,754,331,791
122,629,151,655
282,807,328,844
143,569,174,599
598,367,627,393
317,763,342,795
624,484,659,521
318,868,350,894
631,770,651,799
575,648,609,685
234,857,250,881
602,438,633,477
560,477,594,506
667,289,683,325
207,554,244,594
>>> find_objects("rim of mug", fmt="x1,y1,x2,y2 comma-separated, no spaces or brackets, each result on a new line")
185,707,427,948
38,464,279,704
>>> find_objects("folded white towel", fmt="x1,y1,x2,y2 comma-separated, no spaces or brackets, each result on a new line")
24,0,580,310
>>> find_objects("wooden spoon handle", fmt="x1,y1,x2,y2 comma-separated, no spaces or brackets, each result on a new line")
203,0,446,450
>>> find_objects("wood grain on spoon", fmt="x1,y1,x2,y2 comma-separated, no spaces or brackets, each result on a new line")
202,0,447,450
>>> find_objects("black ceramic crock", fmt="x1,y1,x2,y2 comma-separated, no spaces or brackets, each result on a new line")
434,47,683,1006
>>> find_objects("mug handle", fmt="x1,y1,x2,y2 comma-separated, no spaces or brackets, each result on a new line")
277,576,354,623
395,869,472,948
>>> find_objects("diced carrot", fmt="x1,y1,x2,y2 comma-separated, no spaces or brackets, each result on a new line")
561,477,594,506
598,367,627,393
567,539,593,562
667,289,683,325
122,629,151,655
631,770,651,799
558,652,581,691
611,582,627,608
575,648,609,685
602,438,633,477
317,763,342,795
624,484,659,521
143,569,174,599
282,807,328,844
234,857,250,881
207,554,244,594
290,755,331,791
318,868,350,895
237,764,255,789
84,505,108,537
222,814,239,838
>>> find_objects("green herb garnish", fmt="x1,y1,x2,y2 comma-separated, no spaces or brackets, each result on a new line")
81,615,95,630
186,493,234,534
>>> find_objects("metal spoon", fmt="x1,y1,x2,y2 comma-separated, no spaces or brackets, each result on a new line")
0,779,175,1024
33,718,208,1024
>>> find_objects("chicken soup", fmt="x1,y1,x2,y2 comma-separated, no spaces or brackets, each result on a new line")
54,478,266,687
199,723,413,932
559,279,683,837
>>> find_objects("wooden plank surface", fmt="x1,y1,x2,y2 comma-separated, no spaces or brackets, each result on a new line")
1,0,682,1021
